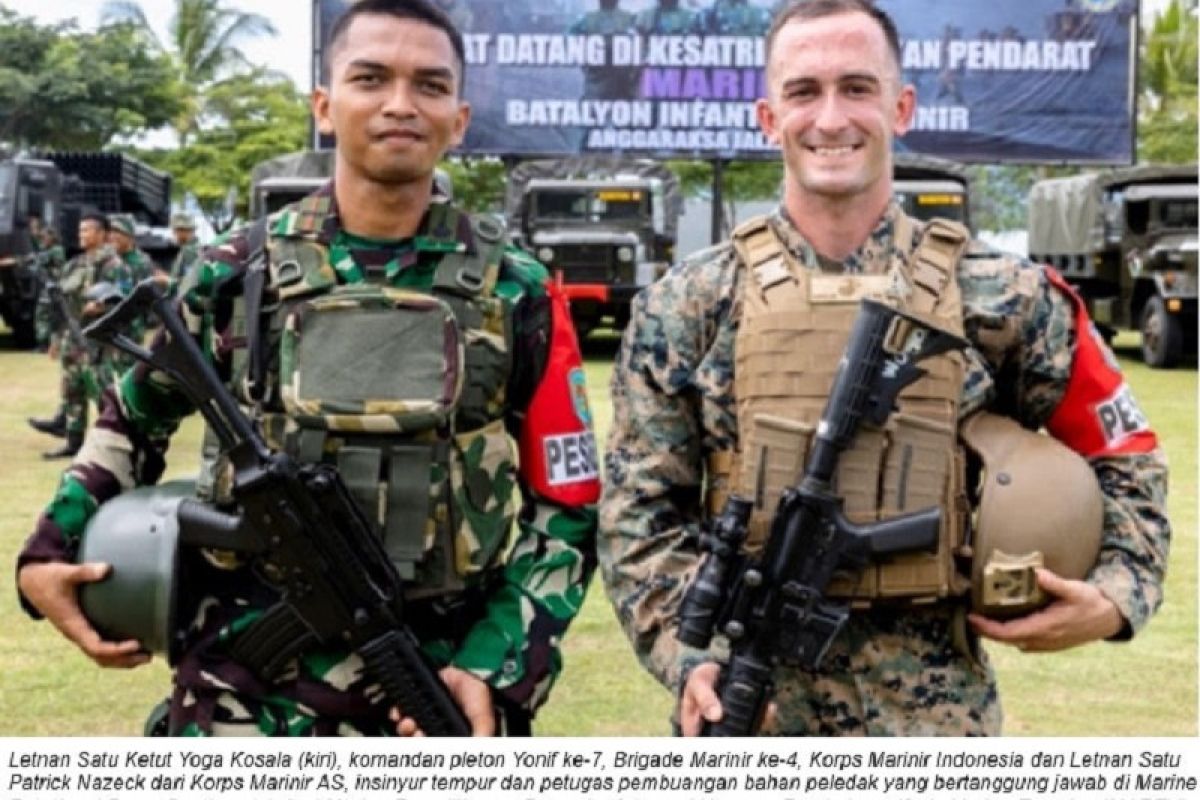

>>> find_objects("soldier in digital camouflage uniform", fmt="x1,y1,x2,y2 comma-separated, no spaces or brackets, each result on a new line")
600,0,1170,736
634,0,697,35
693,0,771,35
107,213,163,291
31,224,67,351
18,0,599,737
27,213,127,459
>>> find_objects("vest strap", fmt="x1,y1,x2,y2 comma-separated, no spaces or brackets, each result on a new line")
906,218,969,314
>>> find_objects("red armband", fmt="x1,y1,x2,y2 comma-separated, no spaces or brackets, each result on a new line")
1044,268,1158,458
518,283,601,506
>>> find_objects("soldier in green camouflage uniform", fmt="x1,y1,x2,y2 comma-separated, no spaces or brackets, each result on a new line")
635,0,696,34
693,0,771,35
28,213,126,459
168,211,202,282
600,0,1170,736
31,225,67,351
18,0,599,737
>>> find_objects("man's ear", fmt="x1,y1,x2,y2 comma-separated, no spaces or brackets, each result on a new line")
893,83,917,137
756,97,781,145
312,86,335,136
449,101,472,149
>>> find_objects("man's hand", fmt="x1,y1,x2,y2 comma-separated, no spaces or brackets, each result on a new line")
969,568,1125,652
389,665,495,736
679,662,724,736
17,561,150,668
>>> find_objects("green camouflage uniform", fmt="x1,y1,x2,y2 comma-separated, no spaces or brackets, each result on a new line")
170,239,202,282
693,0,771,35
50,247,126,434
19,186,599,736
31,244,67,349
599,203,1170,735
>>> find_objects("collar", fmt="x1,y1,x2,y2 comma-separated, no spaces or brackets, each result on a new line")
769,201,906,275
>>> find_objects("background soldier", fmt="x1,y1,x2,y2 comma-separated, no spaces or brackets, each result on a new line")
600,0,1169,736
167,211,202,282
17,0,600,737
106,213,163,291
27,213,125,459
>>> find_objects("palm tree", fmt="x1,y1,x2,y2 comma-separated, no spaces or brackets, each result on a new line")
100,0,278,145
1141,0,1198,114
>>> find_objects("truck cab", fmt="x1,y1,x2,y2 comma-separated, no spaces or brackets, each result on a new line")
506,158,682,338
1028,164,1197,368
0,158,63,347
892,153,971,228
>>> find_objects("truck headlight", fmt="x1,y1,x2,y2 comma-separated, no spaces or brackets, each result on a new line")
617,246,634,263
537,247,554,263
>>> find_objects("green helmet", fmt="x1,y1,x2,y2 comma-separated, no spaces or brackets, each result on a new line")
77,481,195,659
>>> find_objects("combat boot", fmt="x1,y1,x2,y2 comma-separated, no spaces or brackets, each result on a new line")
28,410,67,438
42,431,84,460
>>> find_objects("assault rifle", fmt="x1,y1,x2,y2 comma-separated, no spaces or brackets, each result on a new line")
85,280,471,736
676,298,969,736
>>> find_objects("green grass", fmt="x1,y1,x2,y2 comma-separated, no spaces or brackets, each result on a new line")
0,329,1193,736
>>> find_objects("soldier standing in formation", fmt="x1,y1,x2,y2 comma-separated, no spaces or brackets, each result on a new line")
167,212,202,282
27,213,126,459
17,0,600,737
569,0,637,100
600,0,1169,735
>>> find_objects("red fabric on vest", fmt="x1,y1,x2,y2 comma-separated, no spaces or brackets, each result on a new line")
518,283,601,505
1044,268,1158,458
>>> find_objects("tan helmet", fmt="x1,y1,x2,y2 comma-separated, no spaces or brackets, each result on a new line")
960,413,1103,619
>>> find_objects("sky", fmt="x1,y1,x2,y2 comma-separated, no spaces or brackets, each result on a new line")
2,0,314,91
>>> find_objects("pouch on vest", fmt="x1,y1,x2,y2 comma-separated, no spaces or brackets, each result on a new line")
279,284,464,432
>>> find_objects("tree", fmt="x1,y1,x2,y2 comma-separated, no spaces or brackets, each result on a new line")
131,69,308,224
0,8,181,150
101,0,277,146
1138,0,1198,163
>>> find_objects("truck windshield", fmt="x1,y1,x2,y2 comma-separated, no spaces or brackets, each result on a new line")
533,188,648,222
1161,198,1197,230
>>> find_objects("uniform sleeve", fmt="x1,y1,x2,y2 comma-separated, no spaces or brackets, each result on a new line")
450,281,600,712
15,238,245,616
597,264,724,693
965,257,1170,638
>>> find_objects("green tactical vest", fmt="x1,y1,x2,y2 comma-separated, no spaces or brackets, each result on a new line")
198,198,519,597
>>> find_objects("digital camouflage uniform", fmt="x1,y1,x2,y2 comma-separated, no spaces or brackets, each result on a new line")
693,0,771,35
170,239,202,282
600,203,1170,735
49,246,127,435
19,185,600,736
635,2,696,34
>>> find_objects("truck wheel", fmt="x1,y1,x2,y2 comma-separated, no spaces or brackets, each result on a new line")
1140,296,1183,369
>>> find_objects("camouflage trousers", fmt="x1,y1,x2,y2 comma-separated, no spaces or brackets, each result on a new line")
167,686,394,737
58,347,123,433
764,604,1001,736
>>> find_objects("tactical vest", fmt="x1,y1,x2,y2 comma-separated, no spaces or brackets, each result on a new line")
713,214,974,604
198,201,518,598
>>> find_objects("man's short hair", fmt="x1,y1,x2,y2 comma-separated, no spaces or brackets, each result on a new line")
323,0,466,93
80,212,110,231
765,0,903,75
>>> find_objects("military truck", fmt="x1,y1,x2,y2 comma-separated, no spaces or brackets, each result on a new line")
1028,164,1197,368
0,151,173,348
505,157,682,338
893,153,971,228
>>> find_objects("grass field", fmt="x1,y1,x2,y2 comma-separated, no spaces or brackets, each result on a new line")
0,329,1194,736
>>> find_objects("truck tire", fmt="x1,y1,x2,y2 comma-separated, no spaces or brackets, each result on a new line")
1140,296,1183,369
